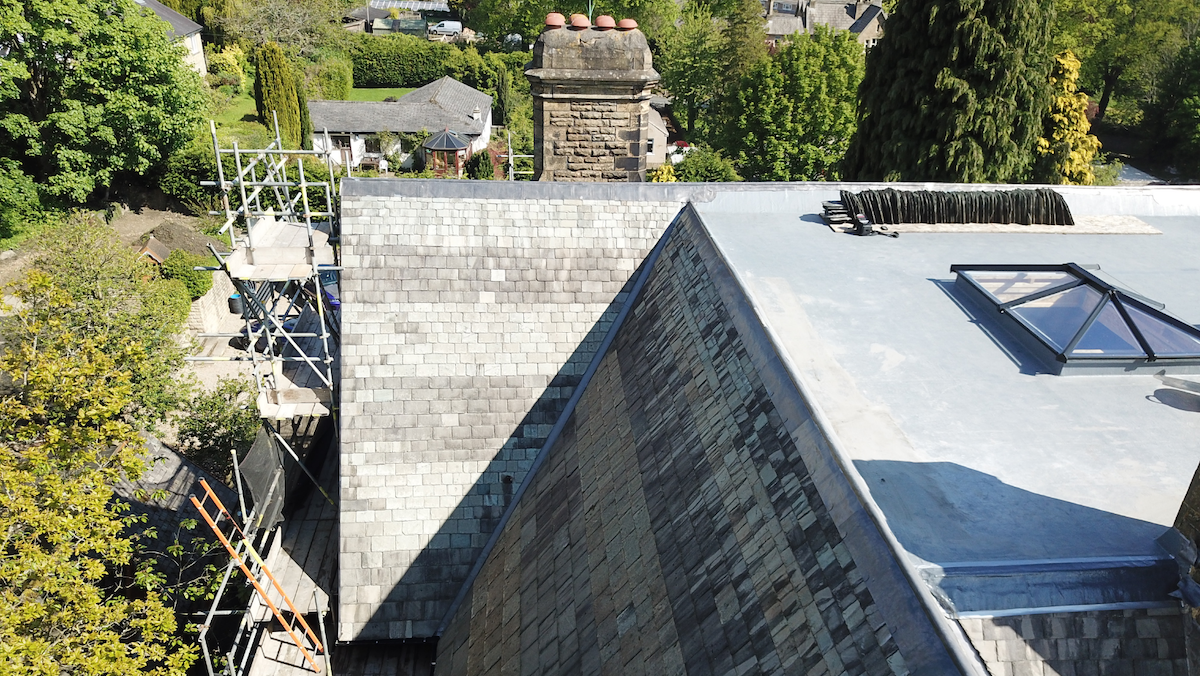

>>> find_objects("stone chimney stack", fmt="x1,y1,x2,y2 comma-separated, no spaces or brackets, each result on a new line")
525,13,660,181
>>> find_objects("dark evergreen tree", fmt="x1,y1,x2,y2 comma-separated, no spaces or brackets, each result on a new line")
253,42,301,148
721,0,768,79
842,0,1055,183
294,69,313,151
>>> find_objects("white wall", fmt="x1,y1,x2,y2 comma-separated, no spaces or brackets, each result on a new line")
183,33,206,75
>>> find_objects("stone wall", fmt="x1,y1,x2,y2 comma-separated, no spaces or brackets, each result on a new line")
436,213,911,676
337,190,684,640
187,271,236,334
534,99,651,181
958,608,1186,676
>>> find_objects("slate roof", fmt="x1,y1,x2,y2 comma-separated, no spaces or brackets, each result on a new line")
806,0,883,33
345,5,391,21
135,0,202,38
309,77,491,136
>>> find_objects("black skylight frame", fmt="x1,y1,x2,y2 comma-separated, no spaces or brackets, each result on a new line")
951,263,1200,375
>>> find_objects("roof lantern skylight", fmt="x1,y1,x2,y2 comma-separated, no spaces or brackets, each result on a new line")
951,263,1200,375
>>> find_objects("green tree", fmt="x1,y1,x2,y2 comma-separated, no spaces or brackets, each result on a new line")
657,4,726,133
1053,0,1198,121
723,26,863,180
1033,51,1102,185
675,146,742,181
295,70,314,151
254,42,302,147
721,0,768,79
843,0,1055,182
0,272,195,676
1151,39,1200,176
177,377,260,482
0,0,205,204
18,216,192,425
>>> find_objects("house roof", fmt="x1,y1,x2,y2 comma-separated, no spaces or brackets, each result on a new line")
806,0,883,33
308,77,491,136
134,0,202,38
369,0,451,12
345,5,391,21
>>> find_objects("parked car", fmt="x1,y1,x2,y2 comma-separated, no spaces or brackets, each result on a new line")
428,20,462,36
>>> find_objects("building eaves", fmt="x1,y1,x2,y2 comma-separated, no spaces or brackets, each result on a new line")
135,0,202,38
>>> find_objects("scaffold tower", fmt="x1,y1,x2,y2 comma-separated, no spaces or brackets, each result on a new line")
187,115,343,676
200,115,341,424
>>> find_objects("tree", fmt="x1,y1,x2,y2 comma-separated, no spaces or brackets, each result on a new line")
18,216,193,425
842,0,1055,183
295,70,314,151
0,0,205,203
1053,0,1198,120
254,42,302,148
177,377,260,482
721,0,768,79
0,272,196,676
1033,51,1101,185
217,0,332,54
1150,39,1200,176
675,146,742,181
657,5,726,133
722,26,863,180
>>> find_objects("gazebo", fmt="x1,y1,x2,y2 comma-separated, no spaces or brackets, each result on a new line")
423,129,470,178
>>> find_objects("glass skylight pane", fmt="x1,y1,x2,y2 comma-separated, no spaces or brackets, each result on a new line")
1010,284,1103,351
1070,301,1145,357
965,270,1075,304
1126,304,1200,357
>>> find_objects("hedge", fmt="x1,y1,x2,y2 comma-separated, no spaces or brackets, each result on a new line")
350,34,457,88
162,249,215,300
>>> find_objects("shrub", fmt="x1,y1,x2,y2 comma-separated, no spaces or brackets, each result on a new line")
207,44,247,94
647,164,677,182
675,147,742,182
160,130,218,212
465,151,495,179
0,159,42,241
162,249,214,300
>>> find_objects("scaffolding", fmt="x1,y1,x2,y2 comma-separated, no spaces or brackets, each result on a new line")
188,114,342,676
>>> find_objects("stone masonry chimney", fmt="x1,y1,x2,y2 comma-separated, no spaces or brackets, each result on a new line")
525,13,660,181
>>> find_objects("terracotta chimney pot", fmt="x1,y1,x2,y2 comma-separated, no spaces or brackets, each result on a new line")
616,18,638,30
569,13,590,28
595,15,616,29
545,12,565,27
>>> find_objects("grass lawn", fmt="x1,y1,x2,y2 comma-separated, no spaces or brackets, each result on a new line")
348,87,416,101
212,92,258,126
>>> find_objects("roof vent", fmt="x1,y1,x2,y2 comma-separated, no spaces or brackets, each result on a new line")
952,263,1200,375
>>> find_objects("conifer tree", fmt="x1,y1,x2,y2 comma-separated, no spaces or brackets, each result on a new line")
842,0,1055,183
294,70,313,151
1033,51,1101,185
721,0,768,79
253,42,301,148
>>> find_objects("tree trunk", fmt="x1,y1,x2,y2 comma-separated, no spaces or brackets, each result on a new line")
1096,66,1123,121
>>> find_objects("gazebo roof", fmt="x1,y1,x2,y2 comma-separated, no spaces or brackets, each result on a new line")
423,129,469,151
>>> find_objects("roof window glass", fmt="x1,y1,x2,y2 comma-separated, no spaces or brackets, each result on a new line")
951,263,1200,374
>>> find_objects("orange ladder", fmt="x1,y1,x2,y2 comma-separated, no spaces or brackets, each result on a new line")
191,479,326,673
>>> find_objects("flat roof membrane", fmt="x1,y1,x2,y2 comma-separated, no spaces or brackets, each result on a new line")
694,189,1200,614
